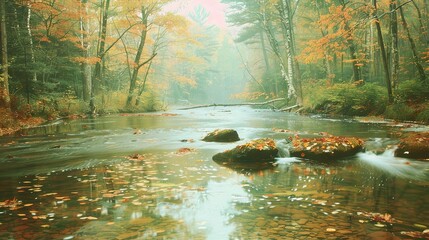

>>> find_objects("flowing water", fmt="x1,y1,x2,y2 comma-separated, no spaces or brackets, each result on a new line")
0,107,428,239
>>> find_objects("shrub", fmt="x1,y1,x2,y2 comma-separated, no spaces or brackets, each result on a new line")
395,80,429,103
302,81,388,116
0,108,16,128
416,104,429,124
384,103,417,121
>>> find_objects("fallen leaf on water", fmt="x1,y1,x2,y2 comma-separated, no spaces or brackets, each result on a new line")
176,148,195,154
414,224,427,229
102,193,116,198
312,199,327,205
401,230,429,238
374,223,385,227
126,154,145,161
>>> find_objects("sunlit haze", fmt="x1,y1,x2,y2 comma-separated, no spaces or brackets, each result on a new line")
166,0,228,28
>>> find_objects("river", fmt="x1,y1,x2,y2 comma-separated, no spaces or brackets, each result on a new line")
0,107,428,239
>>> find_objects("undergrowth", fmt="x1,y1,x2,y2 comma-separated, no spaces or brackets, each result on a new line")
302,81,387,116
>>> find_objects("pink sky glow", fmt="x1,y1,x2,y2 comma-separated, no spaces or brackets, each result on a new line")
168,0,228,28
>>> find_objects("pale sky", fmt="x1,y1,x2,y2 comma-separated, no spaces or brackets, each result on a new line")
167,0,228,28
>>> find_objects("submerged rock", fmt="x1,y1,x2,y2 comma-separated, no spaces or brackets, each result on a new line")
203,129,240,142
289,136,364,161
394,132,429,159
213,138,278,163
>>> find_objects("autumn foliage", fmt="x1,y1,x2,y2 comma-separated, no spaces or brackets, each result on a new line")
290,136,364,161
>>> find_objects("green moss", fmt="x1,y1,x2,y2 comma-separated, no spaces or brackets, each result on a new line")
203,129,240,142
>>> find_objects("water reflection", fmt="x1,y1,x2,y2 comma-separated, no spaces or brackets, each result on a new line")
157,177,250,240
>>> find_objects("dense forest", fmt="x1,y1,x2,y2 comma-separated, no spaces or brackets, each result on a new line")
0,0,428,134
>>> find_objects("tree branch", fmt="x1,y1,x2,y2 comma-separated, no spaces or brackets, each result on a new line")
101,22,139,57
136,53,157,71
378,0,413,18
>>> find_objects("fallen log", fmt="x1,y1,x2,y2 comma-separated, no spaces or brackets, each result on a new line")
279,104,300,112
178,98,286,110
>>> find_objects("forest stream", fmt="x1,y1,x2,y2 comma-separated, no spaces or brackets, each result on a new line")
0,107,428,240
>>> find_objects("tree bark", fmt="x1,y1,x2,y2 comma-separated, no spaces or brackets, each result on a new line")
80,0,91,102
373,0,394,103
26,3,37,82
135,60,152,106
390,0,399,89
399,2,427,83
411,0,428,45
260,1,297,102
0,0,10,109
91,0,110,114
126,8,149,108
283,0,303,105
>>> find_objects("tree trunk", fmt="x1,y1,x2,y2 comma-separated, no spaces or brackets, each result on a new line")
284,0,303,105
399,2,427,83
259,30,270,71
264,0,296,102
373,0,393,103
411,0,428,45
259,29,276,95
80,0,91,102
262,16,295,99
91,0,110,114
126,9,148,108
135,60,153,106
390,0,399,89
26,4,37,82
0,0,10,109
369,22,376,81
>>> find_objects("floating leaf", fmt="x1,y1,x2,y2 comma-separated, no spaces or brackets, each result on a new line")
414,224,427,229
374,223,385,227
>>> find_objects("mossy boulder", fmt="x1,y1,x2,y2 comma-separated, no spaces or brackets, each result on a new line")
394,132,429,159
289,136,364,161
203,129,240,142
213,138,278,163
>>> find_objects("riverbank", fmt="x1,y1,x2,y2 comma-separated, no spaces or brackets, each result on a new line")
0,116,45,136
300,81,429,124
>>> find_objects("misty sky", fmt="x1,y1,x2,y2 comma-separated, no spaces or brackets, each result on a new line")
167,0,228,28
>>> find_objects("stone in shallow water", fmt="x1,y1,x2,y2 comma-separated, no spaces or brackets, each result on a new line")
202,129,240,142
289,136,364,161
394,132,429,159
213,138,278,165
